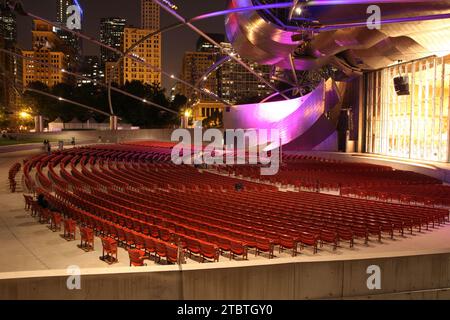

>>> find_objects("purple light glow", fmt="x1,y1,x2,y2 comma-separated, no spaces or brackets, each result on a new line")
224,81,329,146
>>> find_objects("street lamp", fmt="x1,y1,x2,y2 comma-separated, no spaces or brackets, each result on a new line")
182,108,192,128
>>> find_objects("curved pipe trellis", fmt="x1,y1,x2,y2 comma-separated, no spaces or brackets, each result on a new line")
24,88,113,117
0,48,178,115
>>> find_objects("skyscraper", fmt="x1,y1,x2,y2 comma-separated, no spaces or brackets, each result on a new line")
55,0,82,70
0,1,17,46
218,42,272,104
141,0,160,30
78,56,104,87
22,20,69,88
100,17,127,66
121,27,161,85
196,34,225,53
180,51,218,101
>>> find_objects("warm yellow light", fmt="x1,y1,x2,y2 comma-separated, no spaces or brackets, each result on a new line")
19,111,31,119
184,109,192,118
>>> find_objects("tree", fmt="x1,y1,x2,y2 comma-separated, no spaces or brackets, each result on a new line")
202,109,223,128
21,80,185,129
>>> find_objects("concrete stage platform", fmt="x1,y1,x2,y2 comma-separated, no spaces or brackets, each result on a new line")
1,149,450,299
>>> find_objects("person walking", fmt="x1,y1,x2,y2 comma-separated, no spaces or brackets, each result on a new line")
46,141,52,155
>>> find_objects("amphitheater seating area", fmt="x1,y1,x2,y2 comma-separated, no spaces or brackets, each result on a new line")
20,142,449,266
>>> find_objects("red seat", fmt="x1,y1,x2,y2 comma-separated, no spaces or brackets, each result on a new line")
200,242,219,262
79,227,94,251
101,237,118,264
155,241,167,261
128,249,146,266
279,235,297,256
143,236,156,256
63,219,77,240
166,244,180,264
230,241,248,260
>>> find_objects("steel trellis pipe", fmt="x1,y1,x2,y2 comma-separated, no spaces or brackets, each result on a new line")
0,48,178,115
152,0,291,100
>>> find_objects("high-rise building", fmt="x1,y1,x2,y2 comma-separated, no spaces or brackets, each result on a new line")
218,42,273,104
22,20,69,88
180,51,218,101
179,35,272,107
121,27,161,85
0,1,17,46
55,0,82,70
105,62,121,85
78,56,104,87
100,17,127,66
196,34,225,53
141,0,160,30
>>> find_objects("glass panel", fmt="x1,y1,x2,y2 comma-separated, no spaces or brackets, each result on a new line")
365,55,450,162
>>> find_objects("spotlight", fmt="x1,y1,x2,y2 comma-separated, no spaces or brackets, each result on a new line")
295,6,303,15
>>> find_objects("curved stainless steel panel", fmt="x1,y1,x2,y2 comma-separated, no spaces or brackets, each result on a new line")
224,79,343,147
225,0,450,72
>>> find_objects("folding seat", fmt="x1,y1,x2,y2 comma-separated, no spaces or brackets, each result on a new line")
155,241,167,262
230,241,248,260
63,219,77,240
39,208,51,224
79,227,94,251
367,223,382,242
255,237,274,258
243,235,256,249
379,221,394,239
131,220,141,233
319,230,338,250
186,238,201,257
185,228,197,238
200,243,219,262
143,236,156,257
128,249,147,266
175,224,186,235
337,227,354,248
134,232,145,250
50,212,63,232
116,227,126,246
298,232,318,254
196,232,209,242
351,224,369,244
159,228,172,242
166,244,180,264
100,237,118,264
149,225,160,238
279,235,298,256
140,223,150,235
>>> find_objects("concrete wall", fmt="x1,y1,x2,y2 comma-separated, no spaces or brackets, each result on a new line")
14,129,176,144
1,251,450,300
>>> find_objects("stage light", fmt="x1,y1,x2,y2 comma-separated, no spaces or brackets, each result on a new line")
295,6,303,15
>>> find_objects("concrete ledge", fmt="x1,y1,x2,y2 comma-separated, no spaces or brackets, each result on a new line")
1,251,450,300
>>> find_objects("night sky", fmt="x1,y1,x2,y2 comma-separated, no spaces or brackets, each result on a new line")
17,0,227,89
